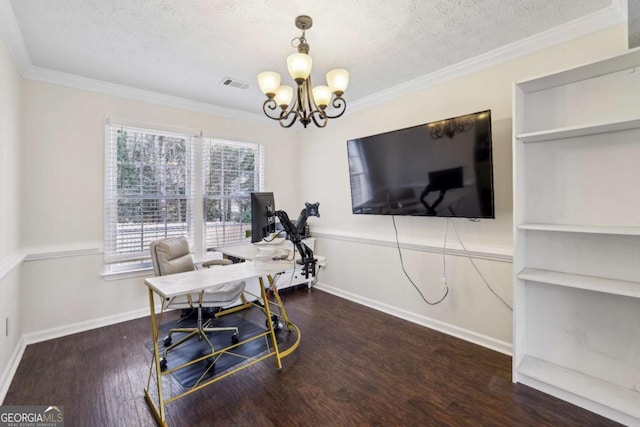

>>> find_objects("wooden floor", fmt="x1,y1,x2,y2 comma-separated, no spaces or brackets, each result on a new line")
5,287,621,427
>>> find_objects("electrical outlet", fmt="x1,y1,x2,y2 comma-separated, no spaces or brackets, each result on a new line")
441,274,447,286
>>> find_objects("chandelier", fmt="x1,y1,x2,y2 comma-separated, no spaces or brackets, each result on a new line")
428,115,475,139
257,15,349,128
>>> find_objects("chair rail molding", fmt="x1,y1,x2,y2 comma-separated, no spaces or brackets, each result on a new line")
312,229,513,263
0,250,27,281
22,241,103,262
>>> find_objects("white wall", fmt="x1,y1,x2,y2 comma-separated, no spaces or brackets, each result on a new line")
0,36,23,399
19,81,302,336
301,24,629,350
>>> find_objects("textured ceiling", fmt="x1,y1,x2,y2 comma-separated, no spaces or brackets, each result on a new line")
8,0,614,116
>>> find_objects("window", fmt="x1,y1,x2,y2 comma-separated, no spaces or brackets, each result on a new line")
105,123,193,273
104,120,264,274
346,140,372,208
203,138,264,251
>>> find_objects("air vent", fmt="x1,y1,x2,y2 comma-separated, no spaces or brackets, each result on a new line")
220,77,250,90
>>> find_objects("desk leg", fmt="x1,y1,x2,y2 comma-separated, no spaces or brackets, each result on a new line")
144,288,167,426
259,276,282,370
267,275,293,328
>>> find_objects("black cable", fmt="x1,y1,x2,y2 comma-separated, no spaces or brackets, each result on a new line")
452,220,513,311
287,244,297,290
309,264,320,288
392,216,448,305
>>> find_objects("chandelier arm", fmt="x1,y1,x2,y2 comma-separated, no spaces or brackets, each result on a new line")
461,117,474,132
294,81,312,127
304,78,315,125
277,91,302,127
323,96,347,119
262,99,282,121
279,111,299,128
429,117,475,139
309,109,328,128
297,83,307,116
430,126,445,139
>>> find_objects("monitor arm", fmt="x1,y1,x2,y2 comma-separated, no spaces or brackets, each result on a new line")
294,202,320,237
274,209,317,279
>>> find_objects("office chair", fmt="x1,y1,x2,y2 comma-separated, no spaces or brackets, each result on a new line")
149,236,246,370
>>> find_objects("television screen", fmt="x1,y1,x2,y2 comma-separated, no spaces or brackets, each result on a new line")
346,110,494,218
250,192,276,242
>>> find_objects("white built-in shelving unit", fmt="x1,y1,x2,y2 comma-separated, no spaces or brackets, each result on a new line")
513,47,640,426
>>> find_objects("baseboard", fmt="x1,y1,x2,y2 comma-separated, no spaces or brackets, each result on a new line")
22,306,155,345
0,336,26,404
313,282,512,356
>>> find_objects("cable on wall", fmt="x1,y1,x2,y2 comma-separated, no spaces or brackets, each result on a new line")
452,220,513,311
392,216,448,305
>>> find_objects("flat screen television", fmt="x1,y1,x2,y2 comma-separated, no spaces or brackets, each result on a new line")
346,110,494,218
250,192,276,242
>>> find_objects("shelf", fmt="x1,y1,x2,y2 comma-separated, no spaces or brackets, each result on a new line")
517,355,640,419
517,223,640,236
517,117,640,143
516,268,640,299
513,48,640,425
516,48,640,93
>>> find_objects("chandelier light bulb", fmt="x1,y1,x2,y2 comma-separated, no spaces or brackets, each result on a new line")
287,53,313,84
274,85,294,108
326,69,349,96
257,71,281,98
312,85,332,108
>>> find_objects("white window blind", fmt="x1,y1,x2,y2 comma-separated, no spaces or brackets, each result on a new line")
347,140,372,208
202,137,264,251
105,123,194,273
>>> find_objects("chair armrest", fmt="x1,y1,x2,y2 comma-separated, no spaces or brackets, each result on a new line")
202,259,233,268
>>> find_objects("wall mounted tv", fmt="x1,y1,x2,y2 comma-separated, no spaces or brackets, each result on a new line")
346,110,494,218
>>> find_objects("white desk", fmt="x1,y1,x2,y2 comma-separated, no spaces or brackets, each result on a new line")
143,260,300,427
214,241,325,289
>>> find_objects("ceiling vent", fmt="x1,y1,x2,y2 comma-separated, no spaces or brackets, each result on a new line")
220,77,250,90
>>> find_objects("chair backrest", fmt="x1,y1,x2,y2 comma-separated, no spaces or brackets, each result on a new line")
150,236,195,277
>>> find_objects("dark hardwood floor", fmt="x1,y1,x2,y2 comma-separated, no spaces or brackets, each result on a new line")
5,287,621,427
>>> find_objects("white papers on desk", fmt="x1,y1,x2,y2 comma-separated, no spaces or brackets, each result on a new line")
253,242,290,262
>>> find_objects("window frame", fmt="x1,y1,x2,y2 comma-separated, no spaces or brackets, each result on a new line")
103,118,264,278
201,137,265,253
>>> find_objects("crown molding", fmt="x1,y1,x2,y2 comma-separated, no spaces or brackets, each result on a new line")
0,0,31,73
349,0,627,113
23,66,266,123
1,0,627,121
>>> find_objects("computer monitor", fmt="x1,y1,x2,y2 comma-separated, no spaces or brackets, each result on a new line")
428,166,464,191
250,192,276,243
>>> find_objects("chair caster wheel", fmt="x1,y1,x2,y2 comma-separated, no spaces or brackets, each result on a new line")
266,314,281,331
232,333,239,344
160,358,167,371
163,336,172,347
